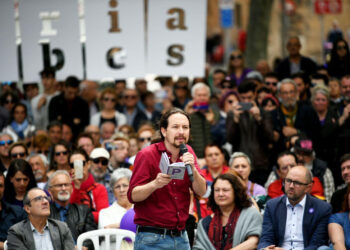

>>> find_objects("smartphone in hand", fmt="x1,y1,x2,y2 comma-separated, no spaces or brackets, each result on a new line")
74,160,84,179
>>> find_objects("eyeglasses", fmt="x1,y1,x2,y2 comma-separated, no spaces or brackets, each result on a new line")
284,178,310,187
139,137,152,142
103,97,116,102
265,81,278,86
92,158,108,165
55,151,68,156
29,195,51,204
11,152,26,158
50,183,72,189
230,55,243,60
69,161,86,168
123,95,137,99
337,45,347,50
0,140,13,146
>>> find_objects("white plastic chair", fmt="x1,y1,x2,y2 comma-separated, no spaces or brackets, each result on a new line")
3,240,7,250
76,228,135,250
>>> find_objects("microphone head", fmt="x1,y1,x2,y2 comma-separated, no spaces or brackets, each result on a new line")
179,144,188,154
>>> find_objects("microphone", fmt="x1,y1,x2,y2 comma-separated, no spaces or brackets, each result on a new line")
179,144,194,182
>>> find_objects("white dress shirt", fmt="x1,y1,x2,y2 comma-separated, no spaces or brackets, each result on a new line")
30,221,54,250
282,195,306,250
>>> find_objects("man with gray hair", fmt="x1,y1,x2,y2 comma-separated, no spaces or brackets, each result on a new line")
48,170,96,249
7,187,75,250
271,78,320,152
28,154,49,190
184,82,219,158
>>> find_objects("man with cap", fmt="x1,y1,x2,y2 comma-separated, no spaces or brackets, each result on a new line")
293,136,334,202
89,147,114,204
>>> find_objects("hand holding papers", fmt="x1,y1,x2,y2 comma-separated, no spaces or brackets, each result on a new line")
159,152,186,180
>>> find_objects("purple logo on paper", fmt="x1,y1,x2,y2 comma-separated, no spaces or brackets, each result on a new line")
309,208,314,214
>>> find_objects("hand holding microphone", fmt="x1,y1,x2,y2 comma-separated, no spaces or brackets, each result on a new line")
180,144,194,182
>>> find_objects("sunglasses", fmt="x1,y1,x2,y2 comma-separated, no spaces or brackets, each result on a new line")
69,160,86,168
103,97,116,102
124,95,137,99
11,152,26,158
139,137,152,142
92,158,108,165
230,55,243,60
337,45,347,50
0,140,13,146
55,151,68,156
265,81,278,86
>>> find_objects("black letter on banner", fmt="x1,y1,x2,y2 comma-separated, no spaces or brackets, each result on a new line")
167,45,184,66
106,47,125,69
41,43,65,71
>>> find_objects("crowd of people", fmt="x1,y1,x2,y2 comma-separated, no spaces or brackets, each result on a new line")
0,35,350,249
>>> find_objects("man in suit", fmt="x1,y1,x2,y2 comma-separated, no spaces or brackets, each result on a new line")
7,187,74,250
258,165,331,250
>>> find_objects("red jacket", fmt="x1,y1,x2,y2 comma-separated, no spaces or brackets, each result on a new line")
70,173,109,223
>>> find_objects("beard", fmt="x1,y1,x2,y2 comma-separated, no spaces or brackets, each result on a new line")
57,191,71,201
33,170,44,182
91,168,106,180
281,99,297,110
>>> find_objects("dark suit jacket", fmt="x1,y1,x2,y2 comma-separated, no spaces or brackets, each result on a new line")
275,56,317,80
258,194,331,250
7,218,75,250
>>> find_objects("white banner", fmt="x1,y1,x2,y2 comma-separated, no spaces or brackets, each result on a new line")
0,0,18,82
19,0,83,82
84,0,145,79
147,0,207,77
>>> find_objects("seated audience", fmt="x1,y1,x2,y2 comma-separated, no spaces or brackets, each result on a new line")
98,168,133,229
268,151,325,200
84,125,101,147
30,133,51,158
48,170,96,247
27,154,49,190
89,147,113,204
108,135,132,170
193,173,262,249
76,132,95,156
0,171,26,249
327,186,350,250
2,103,35,142
0,133,13,173
4,159,37,207
258,166,332,249
7,187,74,249
9,142,29,161
90,87,127,128
62,124,73,144
69,148,109,224
229,152,266,197
331,153,350,213
48,141,71,176
47,121,63,145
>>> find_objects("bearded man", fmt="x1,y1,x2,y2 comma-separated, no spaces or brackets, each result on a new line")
48,170,96,249
271,78,320,153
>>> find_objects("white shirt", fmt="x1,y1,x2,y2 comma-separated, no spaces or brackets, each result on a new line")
282,195,306,250
31,91,59,130
98,201,131,229
30,221,54,250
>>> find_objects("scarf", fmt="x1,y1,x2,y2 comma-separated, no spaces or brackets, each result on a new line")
11,120,29,139
280,104,298,127
208,207,241,250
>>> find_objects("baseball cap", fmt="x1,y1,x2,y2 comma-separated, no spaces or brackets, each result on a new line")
90,147,110,159
294,138,313,154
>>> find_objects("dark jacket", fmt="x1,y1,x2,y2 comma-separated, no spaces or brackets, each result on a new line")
275,56,317,80
258,194,332,250
7,218,75,250
226,109,274,171
0,201,27,242
271,101,321,153
48,93,90,137
49,203,96,242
